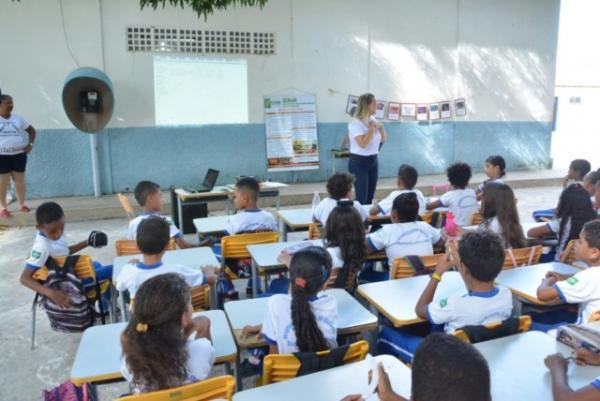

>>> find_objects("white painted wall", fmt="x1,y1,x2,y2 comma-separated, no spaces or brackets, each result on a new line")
0,0,560,129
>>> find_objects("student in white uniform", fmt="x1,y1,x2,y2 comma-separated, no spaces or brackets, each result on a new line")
545,350,600,401
475,155,506,200
226,177,277,235
313,172,367,227
128,180,199,248
241,246,338,354
121,274,215,394
479,182,526,249
370,164,426,217
117,216,215,298
427,162,479,226
367,192,443,267
528,184,597,261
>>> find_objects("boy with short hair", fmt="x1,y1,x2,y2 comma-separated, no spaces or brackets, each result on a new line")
127,180,198,248
342,333,491,401
370,164,426,217
426,162,478,226
537,219,600,324
313,172,368,227
226,177,277,234
19,202,110,308
116,216,215,298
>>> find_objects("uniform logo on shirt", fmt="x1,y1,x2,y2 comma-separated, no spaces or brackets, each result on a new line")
31,250,41,259
439,298,448,308
567,277,579,286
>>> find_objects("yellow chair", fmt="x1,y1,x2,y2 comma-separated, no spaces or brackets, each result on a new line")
560,240,578,265
453,316,532,344
115,239,176,256
221,231,279,287
422,211,447,228
390,254,445,280
469,210,484,225
190,284,212,311
31,255,108,349
308,223,322,240
326,268,359,292
503,246,543,269
262,340,369,385
117,193,136,221
116,375,236,401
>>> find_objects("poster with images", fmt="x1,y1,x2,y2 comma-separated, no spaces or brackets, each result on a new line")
387,102,401,121
264,94,319,172
454,98,467,117
375,101,387,120
440,101,452,119
429,103,440,120
401,103,416,118
346,95,358,117
416,104,428,121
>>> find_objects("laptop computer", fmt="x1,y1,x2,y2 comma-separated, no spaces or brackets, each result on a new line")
184,168,219,193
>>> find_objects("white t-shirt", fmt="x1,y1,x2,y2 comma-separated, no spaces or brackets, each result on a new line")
127,212,182,240
477,177,505,193
547,217,572,261
25,232,70,270
121,337,215,393
262,293,338,354
554,267,600,324
115,262,205,298
367,221,442,265
348,117,381,156
313,197,368,227
326,247,344,269
376,189,426,216
439,188,479,226
427,286,514,333
225,209,277,235
0,113,29,155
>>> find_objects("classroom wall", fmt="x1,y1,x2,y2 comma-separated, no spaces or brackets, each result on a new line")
0,0,560,198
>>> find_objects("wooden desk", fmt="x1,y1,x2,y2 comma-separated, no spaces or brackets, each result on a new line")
193,215,230,236
357,271,467,327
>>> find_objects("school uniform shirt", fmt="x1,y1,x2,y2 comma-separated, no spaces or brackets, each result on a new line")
326,246,344,269
262,292,338,354
477,177,505,193
427,286,513,334
115,262,205,298
0,113,29,155
121,337,215,393
367,221,442,265
553,266,600,324
225,209,277,235
25,231,70,270
592,377,600,391
313,197,368,226
439,188,479,226
347,116,381,156
547,218,571,261
127,212,182,240
377,189,426,216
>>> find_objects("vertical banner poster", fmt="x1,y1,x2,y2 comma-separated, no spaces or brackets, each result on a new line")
264,94,319,172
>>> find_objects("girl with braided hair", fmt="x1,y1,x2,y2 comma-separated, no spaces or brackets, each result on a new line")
242,246,338,353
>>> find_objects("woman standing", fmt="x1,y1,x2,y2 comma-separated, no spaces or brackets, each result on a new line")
347,93,387,205
0,94,35,217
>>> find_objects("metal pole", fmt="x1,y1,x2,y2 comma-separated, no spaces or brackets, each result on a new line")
90,134,101,197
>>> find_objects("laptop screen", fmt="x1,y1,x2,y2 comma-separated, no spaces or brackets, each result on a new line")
203,168,219,189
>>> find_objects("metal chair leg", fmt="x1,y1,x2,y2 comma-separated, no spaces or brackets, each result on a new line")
31,301,37,350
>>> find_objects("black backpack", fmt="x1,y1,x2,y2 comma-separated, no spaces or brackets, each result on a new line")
41,255,95,332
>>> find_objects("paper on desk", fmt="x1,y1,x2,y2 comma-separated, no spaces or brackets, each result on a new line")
284,241,315,254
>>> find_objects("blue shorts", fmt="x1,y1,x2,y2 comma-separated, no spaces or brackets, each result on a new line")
0,152,27,174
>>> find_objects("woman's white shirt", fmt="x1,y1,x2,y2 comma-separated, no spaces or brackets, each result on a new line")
348,116,381,156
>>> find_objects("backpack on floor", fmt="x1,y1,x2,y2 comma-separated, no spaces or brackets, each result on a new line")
42,380,97,401
42,255,95,332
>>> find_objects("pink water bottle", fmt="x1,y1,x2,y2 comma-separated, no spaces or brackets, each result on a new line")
444,212,457,237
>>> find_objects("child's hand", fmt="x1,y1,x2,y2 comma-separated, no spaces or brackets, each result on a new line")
192,316,211,340
241,325,262,339
544,353,568,371
541,276,557,287
277,251,292,267
546,271,569,281
48,289,71,309
573,348,600,366
340,396,363,401
376,363,394,400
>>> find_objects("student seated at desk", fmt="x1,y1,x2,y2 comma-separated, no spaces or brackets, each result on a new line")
116,216,216,299
241,247,338,354
313,172,367,227
545,349,600,401
378,232,512,363
533,159,591,222
584,169,600,200
121,274,215,394
475,154,506,201
426,162,479,226
341,333,491,401
369,164,426,217
537,220,600,328
127,180,200,248
479,182,526,249
528,184,597,261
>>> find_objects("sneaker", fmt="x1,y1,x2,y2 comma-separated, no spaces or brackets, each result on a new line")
20,205,31,213
0,208,9,218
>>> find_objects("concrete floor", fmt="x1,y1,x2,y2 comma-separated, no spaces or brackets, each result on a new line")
0,185,562,400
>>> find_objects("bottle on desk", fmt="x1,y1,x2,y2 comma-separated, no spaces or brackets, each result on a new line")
444,212,457,238
312,191,321,213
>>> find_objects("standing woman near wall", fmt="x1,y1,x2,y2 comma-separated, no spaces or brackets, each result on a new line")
347,93,387,204
0,94,35,217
